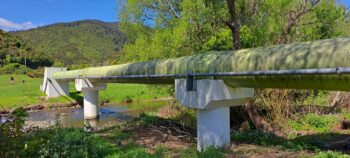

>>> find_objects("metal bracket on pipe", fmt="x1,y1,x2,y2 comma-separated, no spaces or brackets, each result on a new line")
186,71,197,92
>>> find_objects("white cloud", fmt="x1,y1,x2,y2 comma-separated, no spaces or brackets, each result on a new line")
0,18,37,31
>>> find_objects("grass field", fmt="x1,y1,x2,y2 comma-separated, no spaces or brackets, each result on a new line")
0,75,170,109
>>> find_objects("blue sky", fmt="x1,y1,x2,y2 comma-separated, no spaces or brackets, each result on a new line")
0,0,118,31
0,0,349,31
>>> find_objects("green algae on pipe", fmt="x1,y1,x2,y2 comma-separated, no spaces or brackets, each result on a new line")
52,38,350,91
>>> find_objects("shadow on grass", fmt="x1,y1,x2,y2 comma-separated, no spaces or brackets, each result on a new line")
232,130,350,153
95,113,196,142
95,113,225,158
70,92,83,106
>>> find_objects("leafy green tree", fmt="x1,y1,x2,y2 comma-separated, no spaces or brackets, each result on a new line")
118,0,227,62
118,0,347,63
118,0,349,135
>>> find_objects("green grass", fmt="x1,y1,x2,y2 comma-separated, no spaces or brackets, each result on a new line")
232,130,333,151
288,113,339,133
100,84,170,103
313,151,350,158
0,74,44,108
0,75,170,109
104,136,224,158
100,113,225,158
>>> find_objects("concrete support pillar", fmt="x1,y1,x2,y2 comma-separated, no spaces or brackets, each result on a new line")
41,67,69,98
75,79,107,120
175,79,254,151
83,90,99,119
197,107,230,151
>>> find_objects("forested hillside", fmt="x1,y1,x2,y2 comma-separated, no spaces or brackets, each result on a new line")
0,30,51,73
12,20,126,66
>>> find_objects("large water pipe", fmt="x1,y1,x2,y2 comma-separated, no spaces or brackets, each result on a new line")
52,38,350,91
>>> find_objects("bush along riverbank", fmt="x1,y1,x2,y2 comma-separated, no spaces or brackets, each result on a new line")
0,107,224,158
2,105,350,157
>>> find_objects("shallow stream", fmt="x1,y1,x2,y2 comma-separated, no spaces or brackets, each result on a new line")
2,101,168,129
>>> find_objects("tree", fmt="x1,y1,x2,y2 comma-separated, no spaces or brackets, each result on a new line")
204,0,263,49
118,0,233,62
277,0,320,44
117,0,348,135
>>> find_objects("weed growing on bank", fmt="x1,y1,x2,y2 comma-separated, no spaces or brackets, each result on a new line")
288,113,338,132
0,108,113,157
313,151,350,158
1,108,226,158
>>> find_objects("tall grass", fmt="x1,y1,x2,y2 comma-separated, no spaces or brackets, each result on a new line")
255,89,294,125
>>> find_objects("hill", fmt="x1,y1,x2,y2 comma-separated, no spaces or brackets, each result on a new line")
11,20,126,66
0,29,51,72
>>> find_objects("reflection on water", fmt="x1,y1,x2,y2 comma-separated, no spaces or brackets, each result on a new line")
25,101,168,128
0,116,6,123
26,105,134,128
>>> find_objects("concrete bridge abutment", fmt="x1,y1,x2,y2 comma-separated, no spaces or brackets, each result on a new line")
175,79,254,151
41,67,70,98
75,79,107,119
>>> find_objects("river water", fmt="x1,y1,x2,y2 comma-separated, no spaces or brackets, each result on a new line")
22,101,166,129
25,105,131,128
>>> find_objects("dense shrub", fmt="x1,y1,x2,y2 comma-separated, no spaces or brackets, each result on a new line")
35,128,111,158
305,114,334,129
0,108,112,158
0,63,30,74
0,108,27,157
26,67,45,78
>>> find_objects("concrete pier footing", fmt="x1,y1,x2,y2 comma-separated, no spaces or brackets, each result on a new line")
83,90,99,119
197,107,230,151
175,79,254,151
84,119,99,131
41,67,69,98
75,79,107,119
